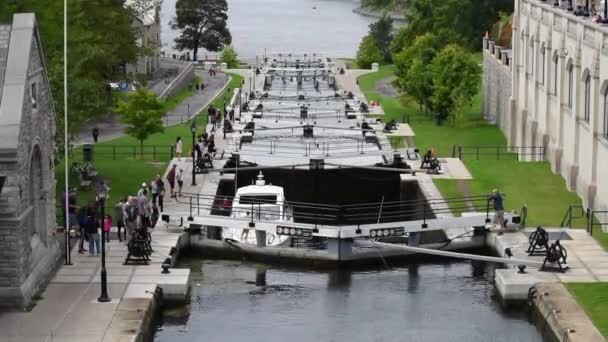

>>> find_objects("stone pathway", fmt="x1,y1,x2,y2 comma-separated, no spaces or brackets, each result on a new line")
74,70,230,146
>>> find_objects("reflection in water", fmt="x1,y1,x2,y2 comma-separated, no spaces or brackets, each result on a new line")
161,0,374,57
155,259,542,342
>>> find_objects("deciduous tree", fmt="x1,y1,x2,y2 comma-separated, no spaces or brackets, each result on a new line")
368,15,394,62
115,89,165,154
220,45,239,69
172,0,232,61
356,35,383,69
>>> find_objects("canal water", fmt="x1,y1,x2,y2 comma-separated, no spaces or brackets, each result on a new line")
161,0,373,58
154,258,543,342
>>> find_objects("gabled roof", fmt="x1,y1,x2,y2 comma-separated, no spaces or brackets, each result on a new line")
0,13,49,154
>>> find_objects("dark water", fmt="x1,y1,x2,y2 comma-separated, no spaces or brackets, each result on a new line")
161,0,373,58
154,258,542,342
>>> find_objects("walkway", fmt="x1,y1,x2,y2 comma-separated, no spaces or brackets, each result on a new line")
74,70,230,145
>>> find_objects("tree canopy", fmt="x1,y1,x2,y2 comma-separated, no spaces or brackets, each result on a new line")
220,45,239,69
172,0,232,61
115,88,165,153
368,15,394,62
0,0,143,156
356,35,383,69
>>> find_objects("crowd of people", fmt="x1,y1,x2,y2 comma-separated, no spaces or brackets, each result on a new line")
62,167,185,257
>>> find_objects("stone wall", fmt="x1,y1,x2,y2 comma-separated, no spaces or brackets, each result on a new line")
158,58,195,100
482,41,513,137
0,14,62,310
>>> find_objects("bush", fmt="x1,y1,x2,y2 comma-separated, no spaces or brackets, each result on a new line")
220,45,239,69
356,35,383,69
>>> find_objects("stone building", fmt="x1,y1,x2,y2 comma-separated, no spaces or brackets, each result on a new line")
125,0,161,76
0,13,62,309
483,0,608,219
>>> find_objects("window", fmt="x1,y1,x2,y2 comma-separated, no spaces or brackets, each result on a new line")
553,54,559,94
584,74,591,122
31,82,37,109
604,89,608,139
568,64,573,108
540,46,545,84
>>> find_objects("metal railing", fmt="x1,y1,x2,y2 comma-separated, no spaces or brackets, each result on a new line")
559,204,608,236
453,144,545,160
587,209,608,236
179,192,501,226
560,204,586,228
70,145,175,161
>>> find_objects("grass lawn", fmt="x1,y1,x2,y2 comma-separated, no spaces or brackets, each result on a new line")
566,283,608,339
161,76,201,113
56,73,243,216
357,65,599,232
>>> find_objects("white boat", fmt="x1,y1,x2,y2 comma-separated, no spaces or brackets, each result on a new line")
225,172,293,246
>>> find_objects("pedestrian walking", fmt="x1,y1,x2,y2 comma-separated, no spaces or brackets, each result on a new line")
489,189,506,230
104,215,112,243
210,112,217,130
77,207,88,253
124,196,138,242
177,168,184,197
167,164,177,198
137,190,150,228
137,183,147,197
85,214,100,256
92,127,99,143
175,136,183,160
115,198,126,242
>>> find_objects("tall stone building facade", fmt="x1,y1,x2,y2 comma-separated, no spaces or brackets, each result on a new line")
484,0,608,219
125,0,161,76
0,13,62,309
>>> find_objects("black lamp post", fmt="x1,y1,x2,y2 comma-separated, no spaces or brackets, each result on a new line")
191,121,197,186
97,182,111,302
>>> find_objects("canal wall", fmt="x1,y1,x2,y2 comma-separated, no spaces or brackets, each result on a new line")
530,283,605,342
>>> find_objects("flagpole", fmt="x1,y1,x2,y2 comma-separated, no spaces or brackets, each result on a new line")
63,0,72,265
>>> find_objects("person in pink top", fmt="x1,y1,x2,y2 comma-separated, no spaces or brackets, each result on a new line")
104,215,112,243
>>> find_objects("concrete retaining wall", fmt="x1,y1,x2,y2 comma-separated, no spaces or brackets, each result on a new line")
158,59,195,100
482,47,513,134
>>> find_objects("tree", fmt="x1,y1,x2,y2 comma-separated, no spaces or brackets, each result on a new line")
220,45,239,69
115,89,165,154
356,35,383,69
394,33,441,112
369,15,394,62
429,45,481,124
172,0,232,61
389,26,409,57
403,0,513,51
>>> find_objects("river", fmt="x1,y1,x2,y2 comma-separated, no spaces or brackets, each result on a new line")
161,0,374,58
154,258,542,342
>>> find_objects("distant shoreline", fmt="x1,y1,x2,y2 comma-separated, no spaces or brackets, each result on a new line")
352,6,406,21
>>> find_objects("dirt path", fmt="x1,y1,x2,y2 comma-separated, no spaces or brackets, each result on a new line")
375,76,398,97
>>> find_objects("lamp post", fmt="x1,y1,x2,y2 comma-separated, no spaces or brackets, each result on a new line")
191,121,197,186
97,181,111,303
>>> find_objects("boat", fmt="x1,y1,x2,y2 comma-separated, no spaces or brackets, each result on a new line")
226,172,293,246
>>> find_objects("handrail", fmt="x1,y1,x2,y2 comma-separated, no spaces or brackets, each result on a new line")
560,204,586,228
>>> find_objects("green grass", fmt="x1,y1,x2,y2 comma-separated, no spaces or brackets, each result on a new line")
161,76,201,113
357,65,598,233
56,73,243,216
566,283,608,339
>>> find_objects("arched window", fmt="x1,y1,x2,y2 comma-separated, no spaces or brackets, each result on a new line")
603,86,608,138
553,52,559,94
540,45,545,84
567,63,573,108
583,73,591,122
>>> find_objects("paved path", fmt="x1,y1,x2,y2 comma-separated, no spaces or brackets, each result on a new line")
74,70,230,145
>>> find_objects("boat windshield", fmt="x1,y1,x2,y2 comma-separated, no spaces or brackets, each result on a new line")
239,195,278,205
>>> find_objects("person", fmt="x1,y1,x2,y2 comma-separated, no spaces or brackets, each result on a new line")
137,183,147,197
115,198,126,242
124,196,138,242
104,215,112,243
154,175,165,212
92,127,99,143
85,213,100,256
137,189,150,229
489,189,506,230
77,206,88,253
210,111,217,130
175,136,183,159
167,164,177,198
177,168,184,197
